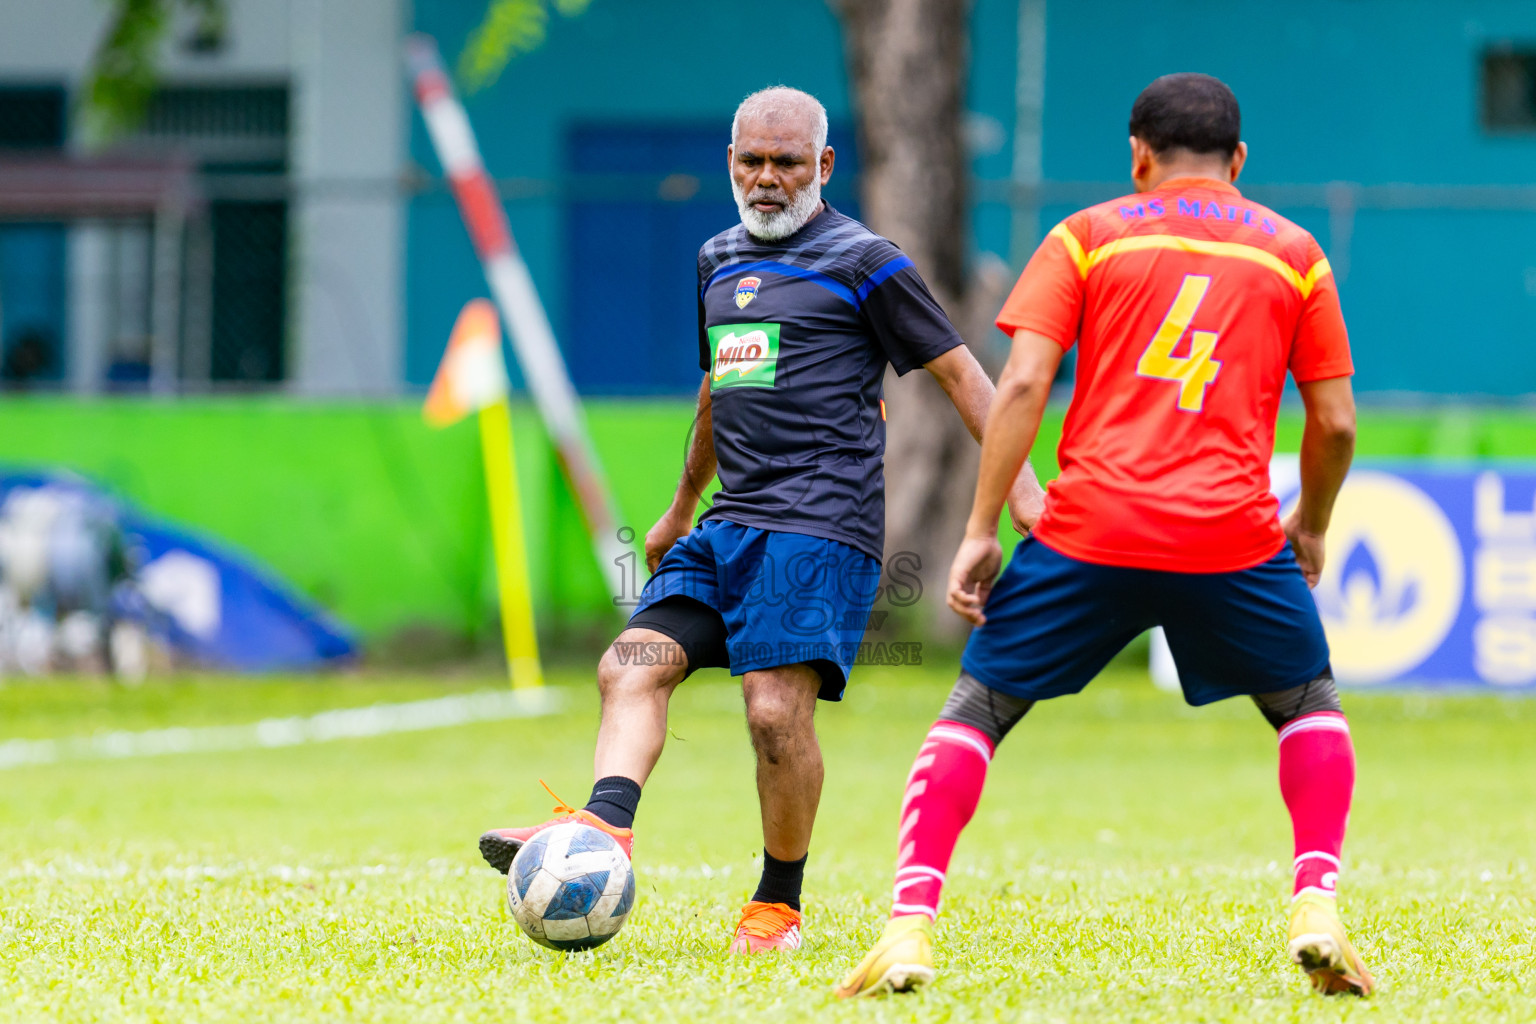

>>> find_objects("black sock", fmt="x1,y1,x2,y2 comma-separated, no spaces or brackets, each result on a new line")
583,776,642,830
751,849,807,911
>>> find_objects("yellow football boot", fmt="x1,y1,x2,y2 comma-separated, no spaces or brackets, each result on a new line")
833,915,935,999
1287,892,1376,996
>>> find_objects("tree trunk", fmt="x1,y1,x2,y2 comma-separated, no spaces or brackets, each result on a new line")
836,0,1004,640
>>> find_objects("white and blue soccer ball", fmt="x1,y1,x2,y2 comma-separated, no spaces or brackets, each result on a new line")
506,822,635,951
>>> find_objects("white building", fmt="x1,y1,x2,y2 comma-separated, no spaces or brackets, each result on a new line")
0,0,406,395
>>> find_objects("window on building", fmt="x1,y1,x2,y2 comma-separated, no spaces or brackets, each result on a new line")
1482,50,1536,130
141,84,291,387
0,85,66,149
0,86,68,390
141,85,289,162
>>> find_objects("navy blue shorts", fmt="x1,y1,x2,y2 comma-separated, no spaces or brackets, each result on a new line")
628,519,881,701
961,538,1330,706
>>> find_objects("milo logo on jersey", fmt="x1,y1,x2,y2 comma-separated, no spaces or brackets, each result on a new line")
708,323,780,390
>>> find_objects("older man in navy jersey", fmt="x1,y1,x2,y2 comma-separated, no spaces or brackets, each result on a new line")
480,87,1043,954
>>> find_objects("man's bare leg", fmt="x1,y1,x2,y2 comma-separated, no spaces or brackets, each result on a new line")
478,627,686,872
731,663,823,952
592,627,689,784
743,663,825,862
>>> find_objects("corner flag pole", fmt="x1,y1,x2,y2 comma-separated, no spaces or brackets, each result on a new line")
406,35,630,601
425,299,544,690
477,398,544,689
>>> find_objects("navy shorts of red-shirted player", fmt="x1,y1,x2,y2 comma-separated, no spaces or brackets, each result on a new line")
628,520,881,701
961,537,1331,705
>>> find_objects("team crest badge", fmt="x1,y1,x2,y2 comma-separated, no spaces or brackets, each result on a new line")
734,276,761,309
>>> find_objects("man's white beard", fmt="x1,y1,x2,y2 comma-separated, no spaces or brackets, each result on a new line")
732,177,823,241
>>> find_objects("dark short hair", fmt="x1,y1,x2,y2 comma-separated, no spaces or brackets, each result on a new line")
1129,73,1241,158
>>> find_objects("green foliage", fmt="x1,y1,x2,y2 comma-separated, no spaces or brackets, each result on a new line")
84,0,593,130
3,667,1534,1021
458,0,594,94
82,0,227,146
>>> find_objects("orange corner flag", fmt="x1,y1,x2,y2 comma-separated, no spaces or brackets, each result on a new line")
423,297,543,689
424,298,509,428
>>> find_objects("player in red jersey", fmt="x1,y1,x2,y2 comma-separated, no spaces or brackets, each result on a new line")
836,73,1373,998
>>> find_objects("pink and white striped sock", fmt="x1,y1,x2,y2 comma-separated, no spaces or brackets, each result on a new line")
1277,710,1355,899
889,720,994,920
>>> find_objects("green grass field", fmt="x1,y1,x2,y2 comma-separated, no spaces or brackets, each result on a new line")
3,666,1533,1022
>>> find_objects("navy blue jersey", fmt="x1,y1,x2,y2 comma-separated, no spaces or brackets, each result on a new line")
696,204,963,560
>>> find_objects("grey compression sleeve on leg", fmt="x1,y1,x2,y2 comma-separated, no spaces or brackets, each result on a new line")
1251,668,1343,730
936,672,1035,747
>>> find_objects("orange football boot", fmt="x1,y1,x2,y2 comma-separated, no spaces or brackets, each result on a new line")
729,901,804,954
478,782,634,873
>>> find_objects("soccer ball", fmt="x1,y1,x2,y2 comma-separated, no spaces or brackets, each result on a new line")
506,822,635,951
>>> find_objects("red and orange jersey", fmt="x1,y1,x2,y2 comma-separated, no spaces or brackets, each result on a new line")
998,176,1352,573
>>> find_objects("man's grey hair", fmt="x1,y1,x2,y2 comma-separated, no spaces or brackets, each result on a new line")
731,87,829,153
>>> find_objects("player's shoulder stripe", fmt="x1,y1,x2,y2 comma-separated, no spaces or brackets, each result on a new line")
1047,221,1090,277
788,217,869,259
702,258,858,306
697,211,918,306
825,219,923,285
1263,214,1335,287
1060,220,1332,298
1086,234,1330,298
790,227,874,284
698,224,749,271
1301,254,1334,293
843,230,918,298
853,252,915,301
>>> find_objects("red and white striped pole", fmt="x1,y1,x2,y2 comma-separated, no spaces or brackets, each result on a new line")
406,34,630,601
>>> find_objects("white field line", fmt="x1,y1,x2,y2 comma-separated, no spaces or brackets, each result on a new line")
0,687,564,771
0,859,742,884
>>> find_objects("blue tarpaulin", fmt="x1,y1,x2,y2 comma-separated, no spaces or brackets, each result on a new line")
0,471,355,671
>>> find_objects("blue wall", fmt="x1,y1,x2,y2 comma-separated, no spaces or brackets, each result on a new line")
405,0,1022,392
407,0,1536,397
1040,1,1536,397
405,0,854,390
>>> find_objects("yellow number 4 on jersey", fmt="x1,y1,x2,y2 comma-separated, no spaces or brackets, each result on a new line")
1136,273,1222,412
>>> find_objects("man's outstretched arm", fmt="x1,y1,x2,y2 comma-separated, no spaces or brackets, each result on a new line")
923,344,1048,535
946,330,1063,625
1284,375,1356,587
645,374,718,572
